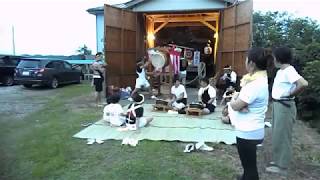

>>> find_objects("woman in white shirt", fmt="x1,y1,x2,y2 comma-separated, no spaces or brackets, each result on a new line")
229,47,272,180
170,77,187,111
266,47,308,175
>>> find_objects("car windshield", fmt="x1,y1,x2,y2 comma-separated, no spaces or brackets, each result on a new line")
17,60,41,68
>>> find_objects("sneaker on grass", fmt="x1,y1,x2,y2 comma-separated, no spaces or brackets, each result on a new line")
266,166,288,176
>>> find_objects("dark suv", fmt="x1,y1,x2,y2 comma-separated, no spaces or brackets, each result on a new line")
15,58,82,88
0,55,21,86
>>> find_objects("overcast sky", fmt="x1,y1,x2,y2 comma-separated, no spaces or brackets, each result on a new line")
0,0,320,55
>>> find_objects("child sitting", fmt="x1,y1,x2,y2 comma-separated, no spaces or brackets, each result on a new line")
220,86,236,105
198,78,217,114
169,77,188,112
125,93,153,130
103,94,126,126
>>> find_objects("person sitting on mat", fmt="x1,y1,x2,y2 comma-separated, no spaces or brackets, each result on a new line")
125,93,153,131
198,78,217,114
129,59,155,101
103,93,126,127
169,77,188,112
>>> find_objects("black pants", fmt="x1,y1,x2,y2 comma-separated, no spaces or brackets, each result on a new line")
236,137,263,180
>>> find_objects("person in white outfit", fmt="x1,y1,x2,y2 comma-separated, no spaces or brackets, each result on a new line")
130,60,154,100
170,77,188,111
103,94,125,127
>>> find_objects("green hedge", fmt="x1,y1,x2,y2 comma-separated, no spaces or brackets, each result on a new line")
299,60,320,121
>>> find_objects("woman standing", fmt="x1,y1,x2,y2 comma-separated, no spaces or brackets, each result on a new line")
228,47,272,180
266,47,308,175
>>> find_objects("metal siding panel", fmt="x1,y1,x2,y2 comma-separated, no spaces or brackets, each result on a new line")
96,15,105,52
131,0,225,12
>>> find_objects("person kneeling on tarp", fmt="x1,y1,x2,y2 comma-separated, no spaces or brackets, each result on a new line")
198,78,217,115
103,93,126,127
169,77,188,113
125,93,153,131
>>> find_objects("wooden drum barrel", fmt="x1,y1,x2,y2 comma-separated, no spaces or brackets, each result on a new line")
147,48,170,69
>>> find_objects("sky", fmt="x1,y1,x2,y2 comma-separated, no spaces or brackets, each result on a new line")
0,0,320,56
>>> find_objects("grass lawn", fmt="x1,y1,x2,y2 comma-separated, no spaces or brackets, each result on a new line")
0,84,238,180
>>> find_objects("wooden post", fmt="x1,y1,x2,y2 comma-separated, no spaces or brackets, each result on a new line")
214,16,219,65
146,17,155,48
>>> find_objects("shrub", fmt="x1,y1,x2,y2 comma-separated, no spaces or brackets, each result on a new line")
299,60,320,120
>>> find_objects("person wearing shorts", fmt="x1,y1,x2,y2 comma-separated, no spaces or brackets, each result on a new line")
91,52,106,106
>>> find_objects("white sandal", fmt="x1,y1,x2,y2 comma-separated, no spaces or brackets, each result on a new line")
183,144,195,153
87,138,95,145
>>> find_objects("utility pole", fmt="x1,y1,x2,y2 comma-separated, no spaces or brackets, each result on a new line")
12,25,16,55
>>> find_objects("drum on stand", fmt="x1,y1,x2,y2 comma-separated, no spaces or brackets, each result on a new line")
147,48,170,70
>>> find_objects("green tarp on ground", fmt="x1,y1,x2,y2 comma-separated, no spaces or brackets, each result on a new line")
73,105,237,144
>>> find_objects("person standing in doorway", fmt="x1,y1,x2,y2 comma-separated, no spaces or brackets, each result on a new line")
266,47,308,175
91,52,106,107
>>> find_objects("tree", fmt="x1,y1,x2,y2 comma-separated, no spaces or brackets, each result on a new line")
253,11,320,49
253,11,320,124
77,44,92,55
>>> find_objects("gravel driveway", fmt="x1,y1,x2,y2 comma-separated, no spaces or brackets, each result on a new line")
0,85,59,120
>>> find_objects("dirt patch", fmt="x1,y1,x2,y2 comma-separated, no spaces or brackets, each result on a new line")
0,85,59,120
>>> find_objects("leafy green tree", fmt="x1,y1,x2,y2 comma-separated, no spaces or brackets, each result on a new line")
77,44,92,55
253,11,320,124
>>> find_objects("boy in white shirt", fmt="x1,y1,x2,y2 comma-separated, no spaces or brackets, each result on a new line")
103,94,125,127
198,78,217,114
170,77,188,111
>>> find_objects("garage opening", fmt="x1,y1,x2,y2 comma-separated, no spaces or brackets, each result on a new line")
144,12,219,90
155,25,216,78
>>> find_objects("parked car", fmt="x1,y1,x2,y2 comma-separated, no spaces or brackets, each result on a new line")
15,58,82,88
0,55,21,86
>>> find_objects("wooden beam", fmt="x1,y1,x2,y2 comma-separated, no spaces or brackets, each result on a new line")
154,21,169,34
165,22,204,27
200,20,216,32
149,13,220,18
153,16,218,23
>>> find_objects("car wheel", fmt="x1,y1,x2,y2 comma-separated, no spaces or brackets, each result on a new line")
50,77,59,89
23,84,32,88
4,76,14,86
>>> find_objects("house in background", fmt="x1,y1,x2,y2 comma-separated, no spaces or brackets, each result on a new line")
87,0,252,89
87,6,104,53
